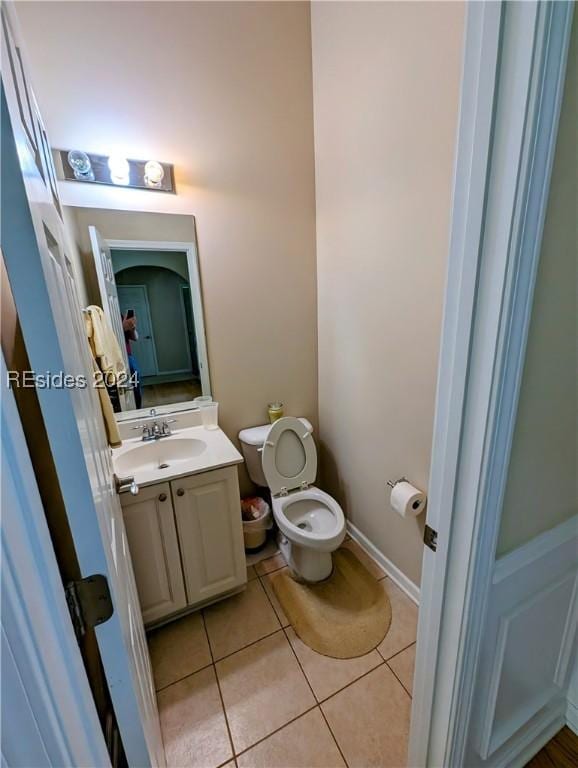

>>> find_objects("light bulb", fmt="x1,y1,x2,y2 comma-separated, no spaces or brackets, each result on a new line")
108,155,130,185
67,150,94,181
144,160,164,187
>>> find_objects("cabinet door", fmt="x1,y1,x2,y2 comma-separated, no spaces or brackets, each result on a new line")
120,482,187,625
172,467,246,605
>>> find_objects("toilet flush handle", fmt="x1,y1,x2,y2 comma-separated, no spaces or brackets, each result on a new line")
257,440,275,454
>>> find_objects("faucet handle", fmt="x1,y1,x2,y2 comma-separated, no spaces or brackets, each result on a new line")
160,419,176,436
132,423,152,439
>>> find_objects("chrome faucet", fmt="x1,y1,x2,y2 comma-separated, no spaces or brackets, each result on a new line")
132,418,177,442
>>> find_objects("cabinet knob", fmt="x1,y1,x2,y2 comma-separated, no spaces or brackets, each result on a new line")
177,488,185,497
159,493,167,502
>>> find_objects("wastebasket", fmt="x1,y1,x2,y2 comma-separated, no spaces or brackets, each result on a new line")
241,496,272,551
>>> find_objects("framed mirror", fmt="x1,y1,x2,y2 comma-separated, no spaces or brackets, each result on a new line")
65,206,211,420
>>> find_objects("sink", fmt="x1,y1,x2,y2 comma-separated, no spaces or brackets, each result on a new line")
115,438,207,476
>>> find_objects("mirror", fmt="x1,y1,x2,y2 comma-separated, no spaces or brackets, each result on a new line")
65,206,210,419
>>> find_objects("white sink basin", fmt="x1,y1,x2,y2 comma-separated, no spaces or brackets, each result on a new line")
112,424,244,488
114,437,206,476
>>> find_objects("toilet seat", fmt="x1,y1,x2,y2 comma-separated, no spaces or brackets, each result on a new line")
273,487,345,552
261,416,317,497
261,416,346,579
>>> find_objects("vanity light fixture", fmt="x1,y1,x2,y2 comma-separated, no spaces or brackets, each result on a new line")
56,149,176,193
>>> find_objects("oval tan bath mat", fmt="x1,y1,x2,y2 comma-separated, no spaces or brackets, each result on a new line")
270,548,392,659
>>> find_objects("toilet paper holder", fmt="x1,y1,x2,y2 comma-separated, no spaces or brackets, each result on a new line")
387,476,407,489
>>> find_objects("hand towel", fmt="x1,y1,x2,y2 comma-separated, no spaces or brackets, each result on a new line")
84,305,126,383
90,356,122,448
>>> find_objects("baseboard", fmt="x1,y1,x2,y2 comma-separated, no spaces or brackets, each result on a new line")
346,520,420,605
567,700,578,736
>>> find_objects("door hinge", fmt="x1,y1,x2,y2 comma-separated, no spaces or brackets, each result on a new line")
65,574,114,639
424,524,438,552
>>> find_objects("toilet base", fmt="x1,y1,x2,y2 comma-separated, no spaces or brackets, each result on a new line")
278,534,333,583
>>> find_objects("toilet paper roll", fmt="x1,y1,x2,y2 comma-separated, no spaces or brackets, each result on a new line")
390,481,426,518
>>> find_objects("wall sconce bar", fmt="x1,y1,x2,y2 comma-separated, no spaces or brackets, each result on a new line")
54,149,176,194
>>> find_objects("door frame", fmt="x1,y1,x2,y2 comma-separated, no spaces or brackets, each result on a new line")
116,283,160,377
1,350,111,767
107,238,211,396
409,1,574,765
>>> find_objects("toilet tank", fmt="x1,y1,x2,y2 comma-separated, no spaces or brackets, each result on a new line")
238,418,313,488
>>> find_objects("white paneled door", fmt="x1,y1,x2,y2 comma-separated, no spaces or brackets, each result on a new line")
1,4,164,766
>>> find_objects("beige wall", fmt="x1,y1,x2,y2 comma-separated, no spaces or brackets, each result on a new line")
17,2,318,495
61,206,91,308
497,18,578,557
312,1,464,585
67,207,198,307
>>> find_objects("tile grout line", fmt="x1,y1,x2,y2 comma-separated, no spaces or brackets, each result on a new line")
376,638,417,664
317,706,349,768
385,640,417,662
154,616,285,694
317,657,386,705
256,571,288,627
232,703,319,761
154,659,214,694
202,612,237,765
385,659,413,700
249,566,353,764
212,624,284,664
155,538,416,765
159,574,407,678
255,561,286,578
257,545,410,711
280,624,351,768
317,656,390,706
214,757,235,768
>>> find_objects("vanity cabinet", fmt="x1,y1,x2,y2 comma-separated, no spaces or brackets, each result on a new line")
172,467,246,606
120,466,246,626
120,482,187,625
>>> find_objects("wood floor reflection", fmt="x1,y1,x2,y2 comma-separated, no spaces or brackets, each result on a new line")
142,379,202,408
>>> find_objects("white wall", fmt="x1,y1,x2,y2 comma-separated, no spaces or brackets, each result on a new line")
16,2,318,495
497,15,578,556
311,1,464,586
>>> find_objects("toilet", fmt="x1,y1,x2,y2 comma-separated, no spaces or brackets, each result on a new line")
239,417,346,582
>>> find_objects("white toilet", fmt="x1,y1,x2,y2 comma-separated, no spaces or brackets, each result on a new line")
239,417,346,582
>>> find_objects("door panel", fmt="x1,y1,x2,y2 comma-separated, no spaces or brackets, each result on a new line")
172,468,245,604
117,284,158,377
1,5,163,765
121,483,187,624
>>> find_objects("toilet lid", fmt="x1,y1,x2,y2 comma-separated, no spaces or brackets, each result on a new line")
261,416,317,497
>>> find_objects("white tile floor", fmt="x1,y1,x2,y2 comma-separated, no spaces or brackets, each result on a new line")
148,537,418,768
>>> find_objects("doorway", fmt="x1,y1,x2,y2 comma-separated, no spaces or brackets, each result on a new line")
116,284,158,377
